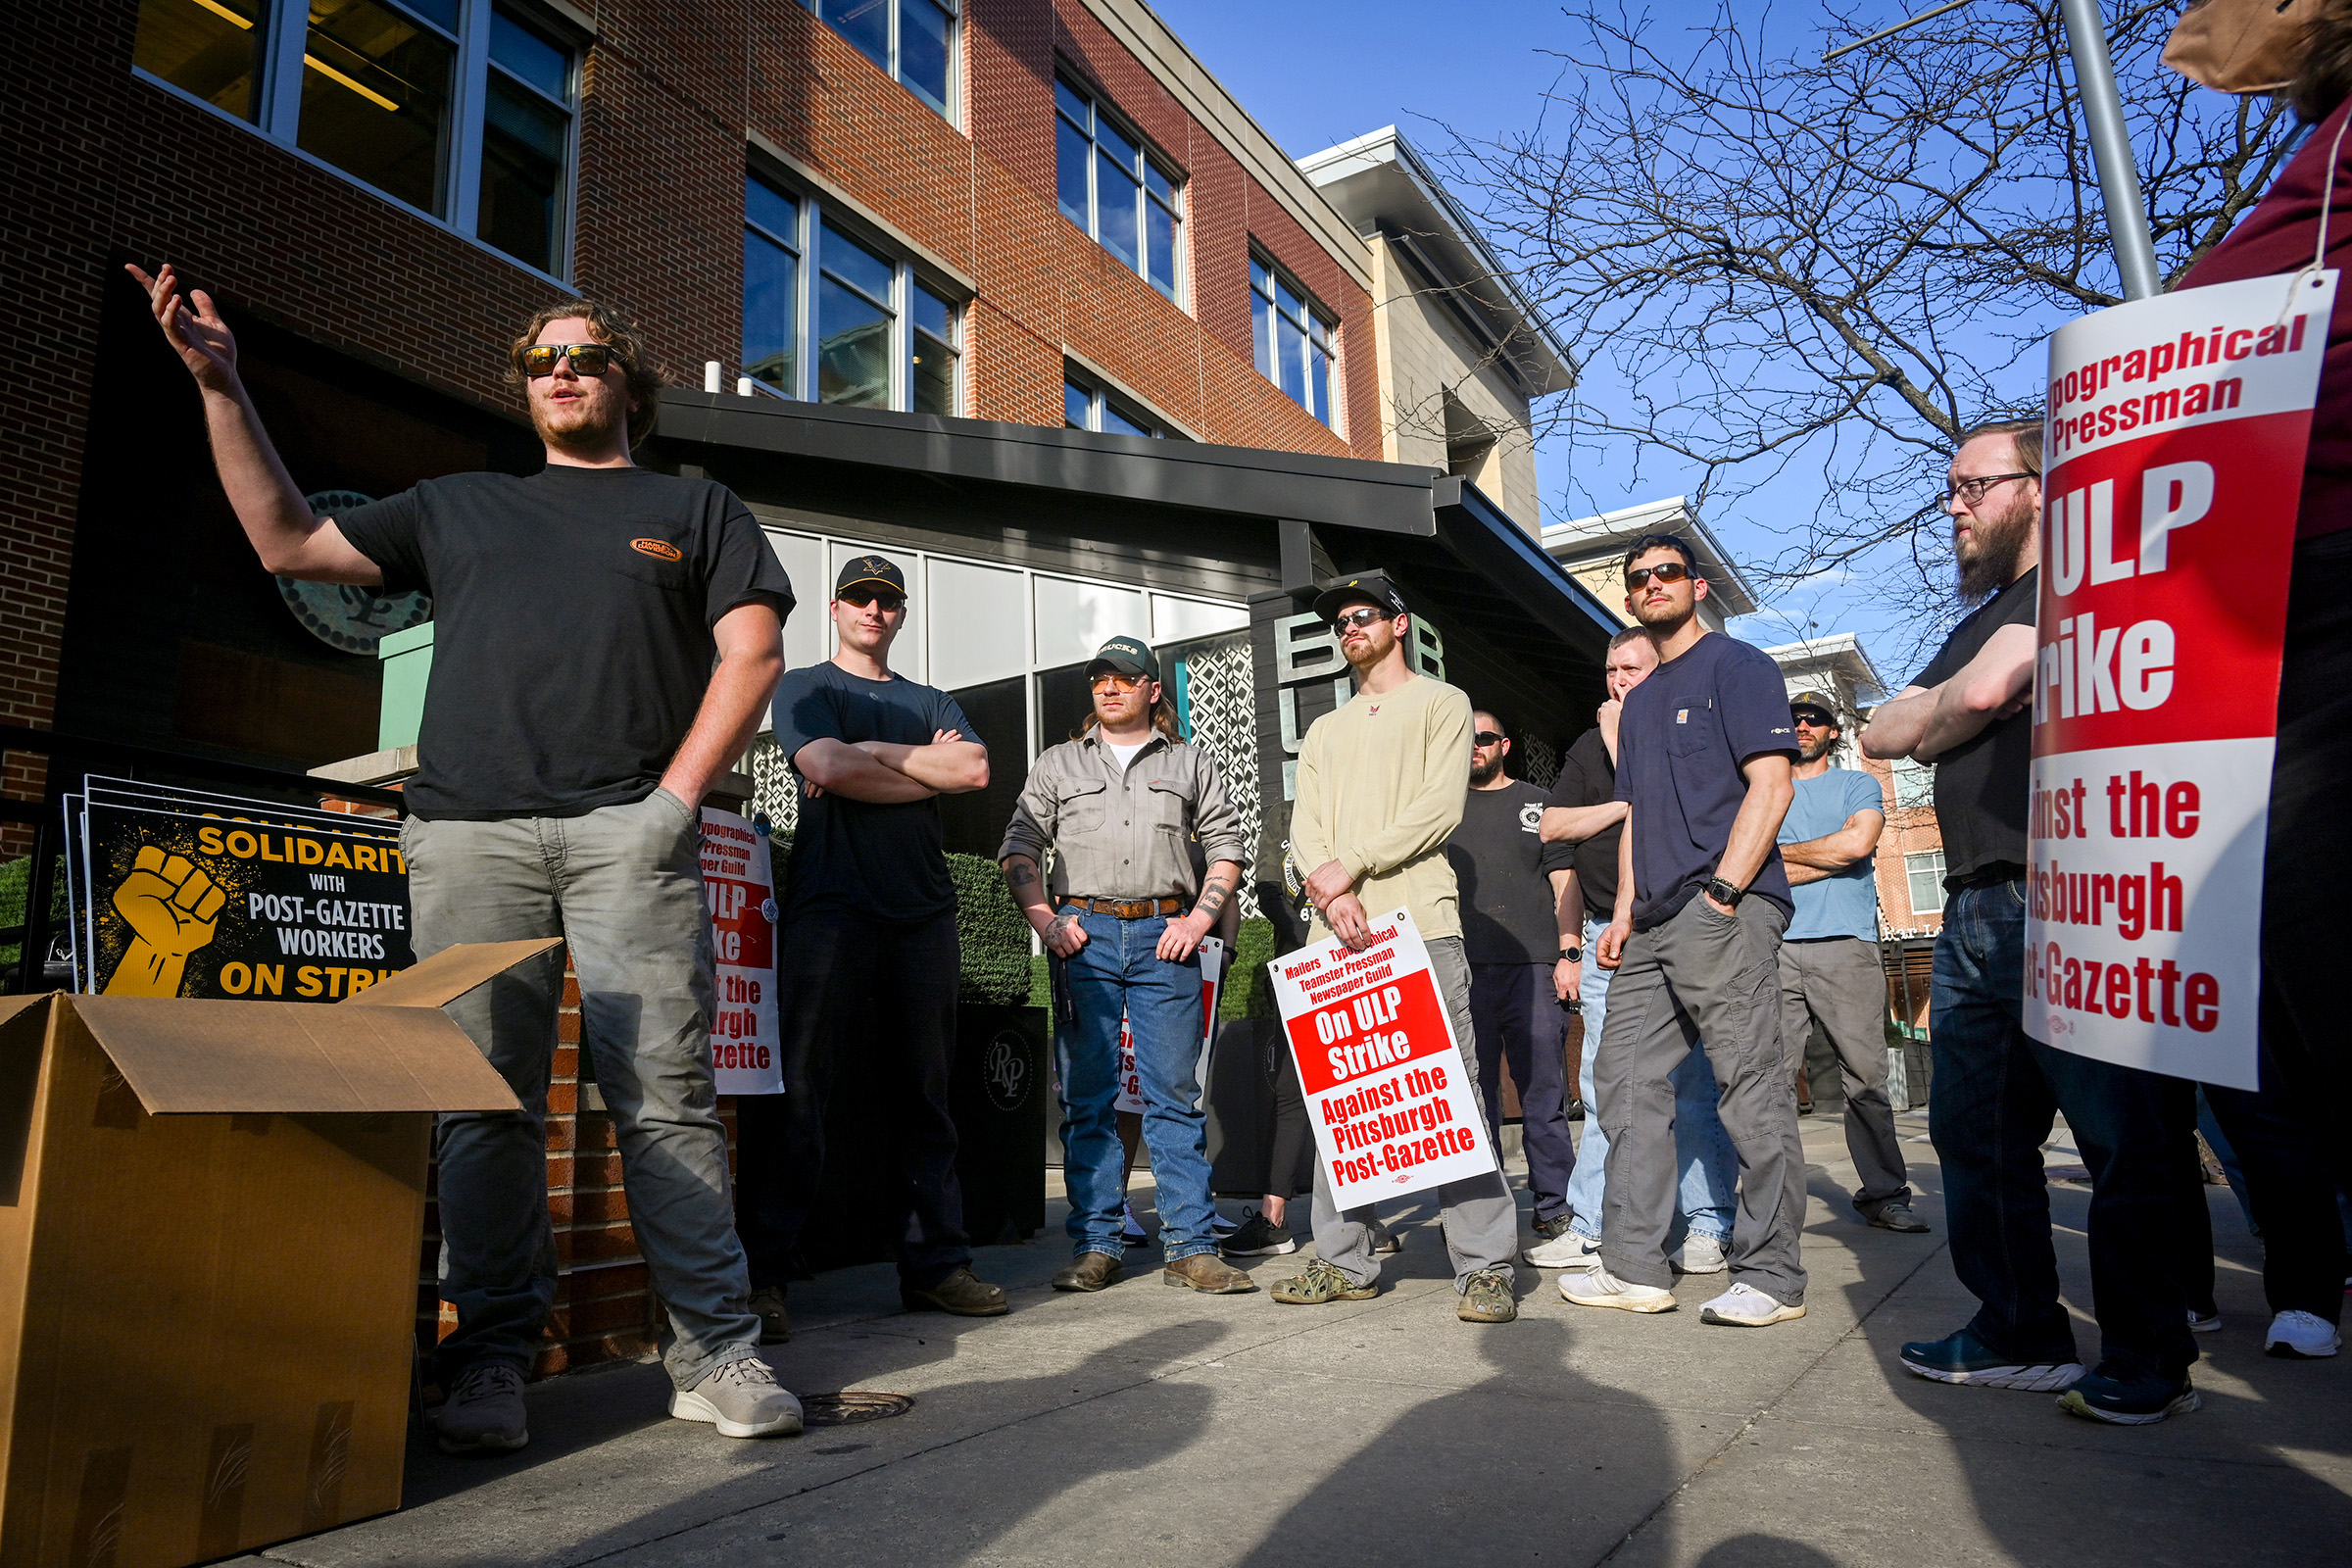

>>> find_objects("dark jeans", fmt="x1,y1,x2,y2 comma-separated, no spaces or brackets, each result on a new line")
1930,879,2195,1378
1265,1020,1312,1202
2180,1041,2349,1324
1469,961,1576,1221
735,906,971,1290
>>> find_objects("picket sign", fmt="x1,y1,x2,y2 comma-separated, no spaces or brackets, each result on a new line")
1113,935,1224,1115
1267,908,1494,1206
700,807,783,1095
2028,269,2337,1089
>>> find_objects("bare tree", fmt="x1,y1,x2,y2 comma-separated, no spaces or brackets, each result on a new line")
1435,0,2295,638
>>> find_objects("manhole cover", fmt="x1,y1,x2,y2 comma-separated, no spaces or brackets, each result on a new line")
801,1391,914,1427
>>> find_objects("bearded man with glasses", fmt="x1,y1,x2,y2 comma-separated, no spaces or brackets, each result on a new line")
129,268,802,1448
999,637,1255,1296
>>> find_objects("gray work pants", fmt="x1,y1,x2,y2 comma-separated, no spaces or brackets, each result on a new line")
1309,934,1519,1291
1594,896,1808,1302
405,789,759,1392
1778,937,1910,1210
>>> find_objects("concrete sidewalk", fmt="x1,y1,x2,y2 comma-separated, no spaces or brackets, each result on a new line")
234,1113,2350,1568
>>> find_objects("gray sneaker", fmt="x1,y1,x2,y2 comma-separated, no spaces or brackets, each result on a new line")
435,1361,529,1455
669,1356,804,1439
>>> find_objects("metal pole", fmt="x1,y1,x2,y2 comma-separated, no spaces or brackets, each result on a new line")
2057,0,2162,299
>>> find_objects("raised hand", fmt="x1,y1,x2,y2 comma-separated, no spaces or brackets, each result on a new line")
104,844,228,997
124,263,239,393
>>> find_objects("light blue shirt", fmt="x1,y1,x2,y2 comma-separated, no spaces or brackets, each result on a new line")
1779,767,1886,941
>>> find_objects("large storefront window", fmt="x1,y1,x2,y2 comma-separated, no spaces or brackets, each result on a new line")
130,0,578,277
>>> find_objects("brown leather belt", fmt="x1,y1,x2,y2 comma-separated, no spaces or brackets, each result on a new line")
1064,895,1186,919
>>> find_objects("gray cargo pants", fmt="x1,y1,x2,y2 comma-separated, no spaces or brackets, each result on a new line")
1594,896,1808,1302
1778,936,1910,1211
404,789,760,1392
1309,934,1518,1292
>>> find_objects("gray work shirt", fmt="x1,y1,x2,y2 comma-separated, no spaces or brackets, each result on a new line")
999,729,1250,901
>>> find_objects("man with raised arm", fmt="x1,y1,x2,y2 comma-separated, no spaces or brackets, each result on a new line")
126,264,801,1449
735,556,1006,1336
1560,534,1808,1327
1268,575,1520,1323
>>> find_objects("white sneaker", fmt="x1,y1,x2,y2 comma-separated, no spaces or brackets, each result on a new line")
1524,1230,1601,1268
1122,1201,1148,1247
1558,1263,1677,1313
668,1357,803,1438
1670,1234,1729,1275
1699,1282,1805,1327
2264,1309,2342,1359
2188,1307,2222,1334
1209,1208,1238,1237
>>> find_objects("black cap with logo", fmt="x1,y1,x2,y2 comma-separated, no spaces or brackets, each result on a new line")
1310,572,1408,624
1788,690,1841,728
1085,635,1160,683
835,555,906,598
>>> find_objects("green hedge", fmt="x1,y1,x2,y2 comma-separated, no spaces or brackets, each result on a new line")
948,852,1034,1005
0,858,66,968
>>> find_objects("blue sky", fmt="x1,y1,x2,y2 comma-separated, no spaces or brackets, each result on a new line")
1154,0,1966,684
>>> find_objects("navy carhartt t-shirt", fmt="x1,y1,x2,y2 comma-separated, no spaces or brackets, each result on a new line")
1614,632,1798,930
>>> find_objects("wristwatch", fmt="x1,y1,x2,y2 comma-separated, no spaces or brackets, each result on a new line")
1558,945,1583,963
1703,876,1745,908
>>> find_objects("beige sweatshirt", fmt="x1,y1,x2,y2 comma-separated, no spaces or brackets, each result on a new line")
1290,672,1474,941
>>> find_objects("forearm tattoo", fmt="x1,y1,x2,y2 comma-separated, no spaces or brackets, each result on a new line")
1196,872,1233,918
1007,860,1041,893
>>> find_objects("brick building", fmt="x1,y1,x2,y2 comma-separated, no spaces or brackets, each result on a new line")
6,0,1599,1373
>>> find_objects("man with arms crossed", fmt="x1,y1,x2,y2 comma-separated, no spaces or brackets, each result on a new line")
736,557,1006,1331
129,265,802,1446
1529,627,1740,1276
1562,534,1808,1326
1864,419,2196,1424
1271,575,1519,1323
1001,636,1254,1295
1776,692,1927,1233
1446,710,1579,1241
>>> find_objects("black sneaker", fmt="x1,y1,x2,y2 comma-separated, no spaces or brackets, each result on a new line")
1532,1211,1575,1242
1863,1200,1931,1234
2058,1365,2200,1426
1220,1207,1297,1257
1899,1327,2084,1392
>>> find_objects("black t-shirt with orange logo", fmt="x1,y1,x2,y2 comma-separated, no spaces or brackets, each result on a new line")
337,466,796,819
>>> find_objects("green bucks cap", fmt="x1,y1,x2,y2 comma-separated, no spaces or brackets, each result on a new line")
1085,635,1159,682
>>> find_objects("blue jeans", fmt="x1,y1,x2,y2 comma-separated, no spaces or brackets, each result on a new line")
1056,906,1217,1262
1562,919,1738,1245
1930,878,2194,1378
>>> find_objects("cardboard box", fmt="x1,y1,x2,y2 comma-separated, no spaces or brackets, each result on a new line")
0,939,549,1568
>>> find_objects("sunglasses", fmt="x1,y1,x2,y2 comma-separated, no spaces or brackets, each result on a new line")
1791,710,1836,728
1332,606,1392,633
1473,731,1506,748
1625,561,1694,590
1091,671,1150,693
518,342,617,378
839,588,905,611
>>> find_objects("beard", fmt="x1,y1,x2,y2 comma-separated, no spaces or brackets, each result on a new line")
1956,493,2035,604
531,388,629,452
1470,754,1503,786
1796,733,1836,764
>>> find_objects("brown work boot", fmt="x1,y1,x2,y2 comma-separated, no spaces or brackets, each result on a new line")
1163,1252,1259,1294
902,1266,1009,1316
1052,1251,1124,1293
748,1285,790,1344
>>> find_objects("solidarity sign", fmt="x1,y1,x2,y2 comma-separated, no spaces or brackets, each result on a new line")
700,807,782,1095
2028,268,2338,1088
1268,909,1494,1207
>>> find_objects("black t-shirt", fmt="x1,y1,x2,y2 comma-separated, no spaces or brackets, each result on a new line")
1544,727,1622,913
1446,781,1574,964
336,466,795,819
1911,566,2038,886
1614,632,1798,930
772,662,979,921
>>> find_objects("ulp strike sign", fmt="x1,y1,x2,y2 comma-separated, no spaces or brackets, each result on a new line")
700,807,782,1095
1268,909,1494,1205
2030,269,2336,1089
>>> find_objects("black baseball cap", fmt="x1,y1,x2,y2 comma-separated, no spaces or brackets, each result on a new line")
1788,690,1840,727
835,554,906,598
1311,572,1408,623
1085,635,1160,683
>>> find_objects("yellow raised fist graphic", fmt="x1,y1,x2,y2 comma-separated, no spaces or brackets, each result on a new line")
104,845,227,997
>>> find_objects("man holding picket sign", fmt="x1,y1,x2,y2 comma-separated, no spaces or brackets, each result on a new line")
1269,575,1520,1323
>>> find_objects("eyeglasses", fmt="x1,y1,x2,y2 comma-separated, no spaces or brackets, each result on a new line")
1625,561,1694,590
1472,731,1506,748
1942,471,2037,507
1091,671,1149,693
518,342,616,378
1332,606,1391,634
839,589,905,612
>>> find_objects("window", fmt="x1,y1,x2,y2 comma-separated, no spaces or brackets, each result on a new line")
1251,256,1335,426
1890,756,1935,809
130,0,577,277
742,174,962,416
1055,78,1182,302
802,0,955,120
1905,851,1947,916
1062,370,1175,439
